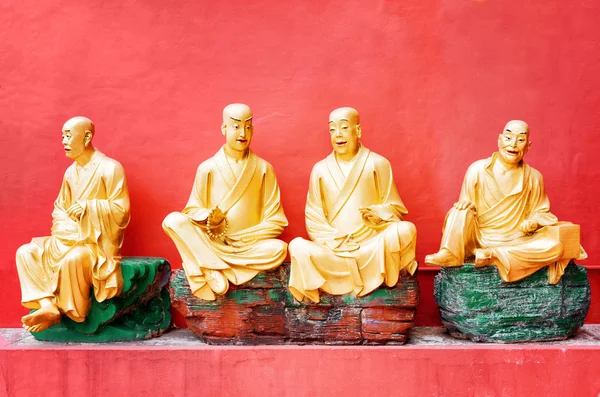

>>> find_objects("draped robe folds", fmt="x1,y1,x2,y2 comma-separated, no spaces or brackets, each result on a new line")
440,153,587,283
162,147,288,300
288,146,418,303
16,150,130,321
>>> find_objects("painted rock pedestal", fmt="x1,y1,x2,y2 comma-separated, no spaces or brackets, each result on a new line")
434,261,590,343
170,263,419,345
33,257,172,342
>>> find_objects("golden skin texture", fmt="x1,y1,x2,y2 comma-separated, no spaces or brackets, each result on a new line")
16,117,130,332
425,120,587,283
288,107,417,303
162,104,288,300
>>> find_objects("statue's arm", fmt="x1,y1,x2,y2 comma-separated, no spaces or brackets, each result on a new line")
305,165,340,245
454,162,479,211
77,161,130,227
521,171,558,232
50,172,77,240
182,163,212,222
361,157,407,225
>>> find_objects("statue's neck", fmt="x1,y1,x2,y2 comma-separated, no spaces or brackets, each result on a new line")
223,145,248,162
495,156,522,172
74,147,96,167
335,145,360,163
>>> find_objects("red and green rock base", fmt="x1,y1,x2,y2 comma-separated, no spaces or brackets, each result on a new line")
170,264,419,345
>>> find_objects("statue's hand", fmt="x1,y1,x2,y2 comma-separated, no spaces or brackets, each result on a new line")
453,200,476,212
519,219,539,234
66,203,84,221
208,207,227,227
359,207,383,225
331,233,360,252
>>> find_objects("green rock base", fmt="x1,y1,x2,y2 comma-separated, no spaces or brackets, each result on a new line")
32,256,172,342
434,262,590,343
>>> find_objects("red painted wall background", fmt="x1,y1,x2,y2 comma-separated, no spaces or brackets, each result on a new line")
1,0,599,327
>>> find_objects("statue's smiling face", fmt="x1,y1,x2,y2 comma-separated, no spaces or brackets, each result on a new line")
497,120,530,165
329,108,361,160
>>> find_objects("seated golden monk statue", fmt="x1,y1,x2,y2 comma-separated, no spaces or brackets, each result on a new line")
425,120,587,283
162,104,288,300
16,116,130,332
288,107,418,303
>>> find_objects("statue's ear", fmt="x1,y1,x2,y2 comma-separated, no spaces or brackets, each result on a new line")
221,123,227,136
84,130,93,147
356,124,362,139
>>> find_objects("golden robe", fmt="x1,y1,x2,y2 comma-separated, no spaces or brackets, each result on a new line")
162,147,288,300
289,146,418,303
440,153,587,283
16,150,130,321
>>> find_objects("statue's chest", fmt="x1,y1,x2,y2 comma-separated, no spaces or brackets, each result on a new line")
491,169,521,197
67,173,106,200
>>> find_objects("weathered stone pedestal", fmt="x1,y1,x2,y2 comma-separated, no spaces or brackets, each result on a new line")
33,256,172,342
434,262,590,343
170,263,419,345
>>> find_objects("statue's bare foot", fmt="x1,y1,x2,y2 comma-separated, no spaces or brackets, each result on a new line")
23,318,60,333
21,305,61,332
475,248,494,267
205,270,229,295
424,249,461,267
193,284,217,301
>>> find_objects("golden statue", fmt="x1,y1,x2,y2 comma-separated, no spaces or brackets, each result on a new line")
16,116,130,332
162,104,288,300
425,120,587,283
288,107,418,303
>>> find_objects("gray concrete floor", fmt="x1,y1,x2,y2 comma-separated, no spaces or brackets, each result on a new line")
2,325,600,347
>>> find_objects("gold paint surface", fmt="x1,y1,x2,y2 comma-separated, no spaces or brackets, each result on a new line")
162,104,288,300
16,117,130,332
425,120,587,283
288,107,417,303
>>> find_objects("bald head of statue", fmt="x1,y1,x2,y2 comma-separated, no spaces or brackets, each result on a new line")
497,120,531,165
329,107,362,161
61,116,95,161
221,103,254,156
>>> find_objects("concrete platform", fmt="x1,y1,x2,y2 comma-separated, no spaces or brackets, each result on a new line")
2,326,600,396
4,325,600,347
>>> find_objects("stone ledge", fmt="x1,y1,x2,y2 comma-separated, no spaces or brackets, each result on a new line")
3,327,600,396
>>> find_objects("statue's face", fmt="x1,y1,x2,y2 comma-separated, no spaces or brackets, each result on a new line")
222,115,253,153
62,122,87,160
497,123,530,165
329,113,361,159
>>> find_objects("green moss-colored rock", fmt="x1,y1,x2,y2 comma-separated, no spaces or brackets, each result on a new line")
434,262,590,343
32,256,172,342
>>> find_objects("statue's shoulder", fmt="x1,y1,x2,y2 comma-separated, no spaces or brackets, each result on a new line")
196,156,216,174
524,162,544,181
101,155,124,171
311,157,329,175
253,154,274,172
367,150,391,168
95,155,126,179
65,162,76,176
466,158,488,173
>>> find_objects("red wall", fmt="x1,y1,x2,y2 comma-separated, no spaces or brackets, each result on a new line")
1,0,600,327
